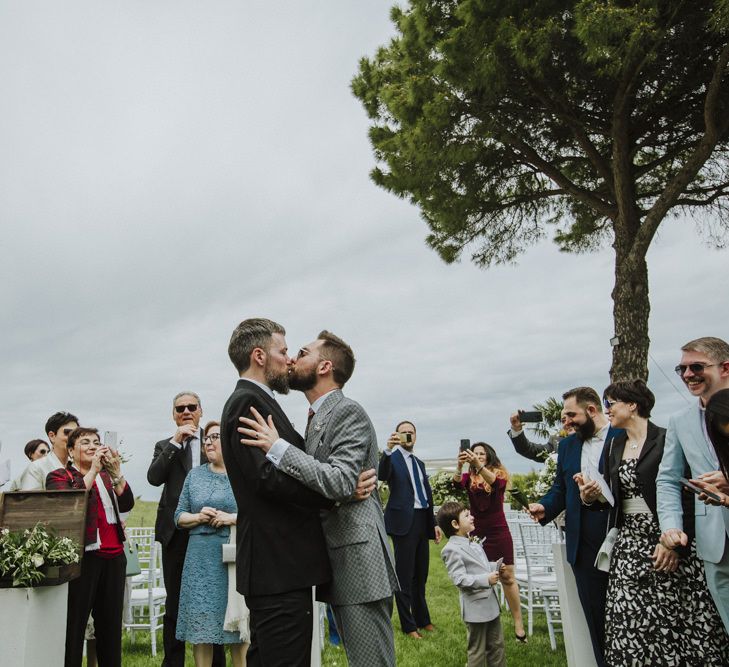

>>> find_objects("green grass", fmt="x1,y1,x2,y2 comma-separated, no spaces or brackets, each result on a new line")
120,504,567,666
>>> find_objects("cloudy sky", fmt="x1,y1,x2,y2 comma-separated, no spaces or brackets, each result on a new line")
1,1,726,500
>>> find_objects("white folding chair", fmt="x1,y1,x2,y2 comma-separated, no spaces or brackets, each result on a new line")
123,535,166,656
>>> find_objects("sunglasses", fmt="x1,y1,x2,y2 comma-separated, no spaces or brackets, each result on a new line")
674,363,717,377
175,403,199,414
203,433,221,443
603,398,622,410
61,428,75,436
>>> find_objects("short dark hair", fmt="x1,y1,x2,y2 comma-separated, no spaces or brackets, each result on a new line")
67,427,99,450
24,439,49,460
45,412,80,437
436,501,467,537
603,379,655,418
317,330,355,387
396,420,416,434
562,387,602,412
228,318,286,373
203,420,221,437
706,389,729,480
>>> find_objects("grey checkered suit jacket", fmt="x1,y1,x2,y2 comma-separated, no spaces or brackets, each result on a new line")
279,389,399,606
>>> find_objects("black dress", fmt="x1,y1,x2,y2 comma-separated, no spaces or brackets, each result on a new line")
604,458,729,666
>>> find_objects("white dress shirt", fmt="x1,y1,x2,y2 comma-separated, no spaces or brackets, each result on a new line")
580,423,609,473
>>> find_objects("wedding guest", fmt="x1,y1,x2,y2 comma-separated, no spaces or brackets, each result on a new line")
437,501,505,667
453,443,525,641
18,411,79,489
581,380,729,666
24,438,50,461
705,388,729,486
46,427,134,667
175,421,248,667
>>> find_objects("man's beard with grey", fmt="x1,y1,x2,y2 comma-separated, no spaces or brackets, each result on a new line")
265,360,290,394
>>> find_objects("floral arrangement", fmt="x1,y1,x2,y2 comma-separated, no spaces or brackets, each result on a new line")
0,523,80,588
530,452,558,500
429,470,468,506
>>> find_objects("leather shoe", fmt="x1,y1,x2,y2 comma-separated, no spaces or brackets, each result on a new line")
421,624,435,632
406,631,423,639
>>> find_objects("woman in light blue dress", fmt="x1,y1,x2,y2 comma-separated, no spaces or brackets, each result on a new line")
175,421,248,667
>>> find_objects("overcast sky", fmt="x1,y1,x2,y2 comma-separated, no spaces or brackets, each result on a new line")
1,1,727,500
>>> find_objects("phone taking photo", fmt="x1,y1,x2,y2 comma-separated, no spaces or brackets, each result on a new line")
680,477,722,502
398,432,413,444
460,438,471,452
518,410,544,423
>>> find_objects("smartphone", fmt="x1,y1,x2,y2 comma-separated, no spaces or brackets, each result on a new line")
508,488,529,510
460,438,471,452
518,410,544,423
680,477,722,502
104,431,118,449
494,557,504,571
398,432,413,444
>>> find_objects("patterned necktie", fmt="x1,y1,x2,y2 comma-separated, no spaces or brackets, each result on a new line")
410,455,428,507
305,408,315,439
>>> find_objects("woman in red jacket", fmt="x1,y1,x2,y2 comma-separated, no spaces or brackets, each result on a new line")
47,427,134,667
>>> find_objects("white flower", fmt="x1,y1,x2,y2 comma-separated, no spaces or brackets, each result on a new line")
32,554,44,568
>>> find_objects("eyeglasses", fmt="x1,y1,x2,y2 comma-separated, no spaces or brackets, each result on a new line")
37,448,49,456
674,363,717,377
603,398,622,410
203,433,221,443
175,403,199,414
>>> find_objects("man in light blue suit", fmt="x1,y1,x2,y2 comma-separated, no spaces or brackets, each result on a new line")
657,336,729,631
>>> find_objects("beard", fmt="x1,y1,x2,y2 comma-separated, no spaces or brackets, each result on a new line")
288,365,317,392
265,362,289,395
576,415,597,442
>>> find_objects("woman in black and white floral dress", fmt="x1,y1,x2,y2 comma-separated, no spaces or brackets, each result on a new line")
581,380,729,666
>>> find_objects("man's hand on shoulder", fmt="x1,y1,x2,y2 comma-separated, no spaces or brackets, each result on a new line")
238,407,279,453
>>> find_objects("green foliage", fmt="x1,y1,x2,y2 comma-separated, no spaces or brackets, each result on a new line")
530,396,565,440
0,523,80,588
429,470,469,505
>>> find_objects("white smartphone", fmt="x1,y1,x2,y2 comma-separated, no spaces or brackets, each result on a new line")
104,431,118,449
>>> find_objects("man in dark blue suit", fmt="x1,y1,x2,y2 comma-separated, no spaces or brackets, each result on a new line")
528,387,620,667
379,420,442,638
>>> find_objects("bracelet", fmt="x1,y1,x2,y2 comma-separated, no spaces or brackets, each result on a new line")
112,476,124,486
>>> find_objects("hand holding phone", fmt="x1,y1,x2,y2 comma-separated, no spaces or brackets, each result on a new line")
518,410,543,423
460,439,471,452
681,477,722,502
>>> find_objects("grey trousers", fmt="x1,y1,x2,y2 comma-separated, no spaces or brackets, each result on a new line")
466,618,505,667
332,596,395,667
704,536,729,633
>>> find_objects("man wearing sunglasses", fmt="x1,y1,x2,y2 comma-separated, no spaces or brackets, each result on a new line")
147,392,223,667
657,336,729,631
17,411,79,490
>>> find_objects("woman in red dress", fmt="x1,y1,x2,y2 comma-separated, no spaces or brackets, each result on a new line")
454,442,526,641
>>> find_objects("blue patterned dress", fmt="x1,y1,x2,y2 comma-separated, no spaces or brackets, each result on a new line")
174,463,242,645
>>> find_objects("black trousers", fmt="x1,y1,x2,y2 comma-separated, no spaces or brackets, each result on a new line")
65,551,126,667
246,588,313,667
572,547,609,667
161,530,225,667
391,508,431,633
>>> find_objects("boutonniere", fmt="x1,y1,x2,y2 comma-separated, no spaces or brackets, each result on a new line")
468,534,484,546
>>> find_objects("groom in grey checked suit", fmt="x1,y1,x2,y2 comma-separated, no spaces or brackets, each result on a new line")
239,330,398,667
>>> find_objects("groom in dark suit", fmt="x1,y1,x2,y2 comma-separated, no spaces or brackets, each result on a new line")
147,392,224,667
528,386,620,667
221,318,333,667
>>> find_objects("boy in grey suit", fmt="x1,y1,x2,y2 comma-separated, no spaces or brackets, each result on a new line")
437,501,506,667
239,330,398,667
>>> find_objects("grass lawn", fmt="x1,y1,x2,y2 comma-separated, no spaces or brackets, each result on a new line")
121,501,567,666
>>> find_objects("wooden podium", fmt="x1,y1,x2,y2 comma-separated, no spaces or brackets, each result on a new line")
0,490,87,667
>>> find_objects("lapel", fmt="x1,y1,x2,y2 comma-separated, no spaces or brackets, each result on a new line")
452,537,487,567
683,403,715,469
636,422,660,465
238,379,304,449
306,389,343,456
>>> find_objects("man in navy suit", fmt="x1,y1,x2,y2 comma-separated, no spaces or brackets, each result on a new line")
379,420,442,638
528,387,619,667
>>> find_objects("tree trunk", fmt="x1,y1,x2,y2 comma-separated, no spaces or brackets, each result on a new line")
610,251,650,381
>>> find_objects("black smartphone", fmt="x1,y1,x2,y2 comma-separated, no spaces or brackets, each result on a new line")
518,410,543,423
680,477,722,502
460,438,471,451
508,488,530,510
398,432,413,444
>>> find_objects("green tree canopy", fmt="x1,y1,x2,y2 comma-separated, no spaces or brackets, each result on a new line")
353,0,729,380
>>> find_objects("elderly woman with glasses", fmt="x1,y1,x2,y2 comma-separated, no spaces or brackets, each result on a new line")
580,380,728,666
175,420,249,667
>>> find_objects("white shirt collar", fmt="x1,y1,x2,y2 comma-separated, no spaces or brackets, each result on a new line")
395,445,414,459
240,377,275,399
310,389,337,414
